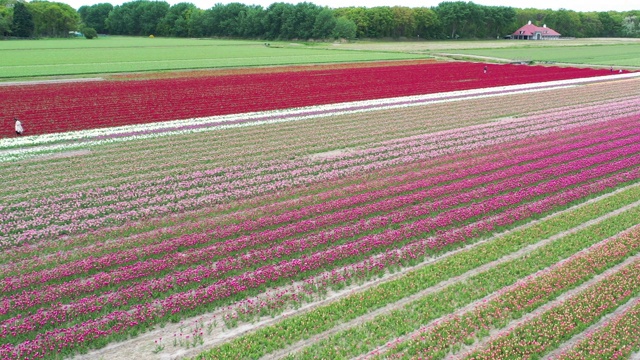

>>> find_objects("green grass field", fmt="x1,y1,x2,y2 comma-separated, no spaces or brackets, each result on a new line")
0,37,428,79
441,43,640,67
2,37,638,79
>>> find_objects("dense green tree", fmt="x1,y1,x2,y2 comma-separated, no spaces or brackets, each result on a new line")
281,2,323,39
81,25,96,38
391,6,415,37
332,16,356,39
413,7,440,38
434,1,471,38
544,8,582,37
514,8,550,27
366,7,394,37
185,8,211,37
139,1,169,35
156,2,194,37
29,1,80,37
48,0,637,40
598,11,623,37
312,8,336,39
263,2,291,39
621,14,640,37
77,3,112,34
0,6,11,36
238,5,265,38
484,6,516,38
106,0,168,36
578,12,603,37
11,1,34,37
208,3,244,37
333,7,369,38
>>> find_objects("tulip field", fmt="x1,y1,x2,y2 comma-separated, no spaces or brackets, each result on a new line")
0,61,622,138
1,60,640,360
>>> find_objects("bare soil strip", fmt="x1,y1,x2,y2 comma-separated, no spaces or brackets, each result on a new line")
542,297,640,360
0,78,104,86
74,184,640,360
106,60,437,81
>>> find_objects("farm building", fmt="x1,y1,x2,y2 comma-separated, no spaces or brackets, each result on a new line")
512,21,560,40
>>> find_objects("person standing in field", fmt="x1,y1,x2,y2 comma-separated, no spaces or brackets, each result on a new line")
14,118,23,136
483,65,487,74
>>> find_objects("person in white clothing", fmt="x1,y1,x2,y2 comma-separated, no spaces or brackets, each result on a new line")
14,118,23,136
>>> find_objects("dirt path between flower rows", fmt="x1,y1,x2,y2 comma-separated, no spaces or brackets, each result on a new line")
448,260,640,360
71,184,640,360
433,53,640,71
0,77,104,86
358,223,640,360
265,203,640,360
542,298,640,359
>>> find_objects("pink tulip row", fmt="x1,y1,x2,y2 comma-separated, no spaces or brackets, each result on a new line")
384,224,640,359
1,166,639,358
2,155,639,345
215,166,640,333
5,125,638,295
2,113,629,277
1,105,631,241
2,83,636,229
3,135,639,315
466,260,640,360
3,100,639,246
1,109,636,250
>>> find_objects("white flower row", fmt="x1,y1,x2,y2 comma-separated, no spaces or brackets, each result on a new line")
0,72,637,162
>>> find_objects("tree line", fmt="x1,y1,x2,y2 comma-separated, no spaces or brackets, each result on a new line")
1,0,640,40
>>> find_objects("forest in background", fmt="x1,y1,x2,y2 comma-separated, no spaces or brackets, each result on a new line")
1,0,640,40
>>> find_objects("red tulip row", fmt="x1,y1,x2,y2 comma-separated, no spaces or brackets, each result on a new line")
0,62,617,137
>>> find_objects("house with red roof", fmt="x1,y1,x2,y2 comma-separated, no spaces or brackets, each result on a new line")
512,21,561,40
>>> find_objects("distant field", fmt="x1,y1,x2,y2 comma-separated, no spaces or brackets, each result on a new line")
0,37,427,79
2,37,639,79
447,43,640,67
325,38,640,67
